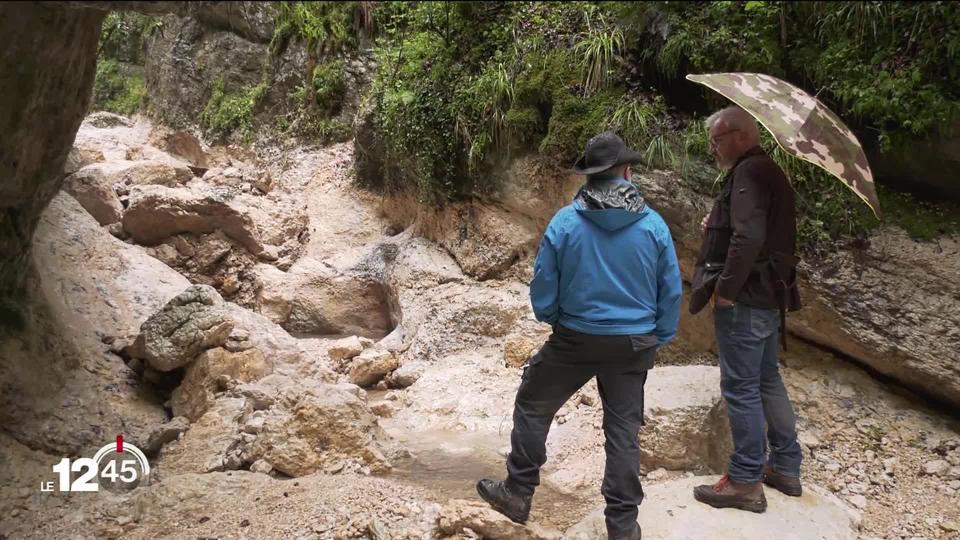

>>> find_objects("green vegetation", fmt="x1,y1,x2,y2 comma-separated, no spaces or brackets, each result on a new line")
91,12,160,115
311,60,347,114
344,0,960,244
201,80,268,142
90,1,959,246
93,59,146,116
97,12,162,64
271,1,369,56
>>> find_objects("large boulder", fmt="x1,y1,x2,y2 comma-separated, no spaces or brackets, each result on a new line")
256,258,397,339
62,167,124,225
122,184,309,260
563,477,861,540
544,367,731,494
122,184,265,254
170,347,271,421
639,366,732,473
788,228,960,409
249,386,391,477
130,284,234,372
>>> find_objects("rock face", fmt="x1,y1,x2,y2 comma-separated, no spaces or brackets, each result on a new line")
0,3,104,296
788,229,960,409
420,202,541,281
144,9,274,131
563,477,861,540
0,194,187,456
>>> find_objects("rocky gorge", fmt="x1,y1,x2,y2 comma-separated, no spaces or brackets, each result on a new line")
1,3,959,540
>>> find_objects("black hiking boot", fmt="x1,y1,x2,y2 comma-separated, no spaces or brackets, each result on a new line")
476,479,531,524
693,474,767,513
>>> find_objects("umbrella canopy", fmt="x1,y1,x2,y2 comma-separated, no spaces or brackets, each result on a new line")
687,72,882,219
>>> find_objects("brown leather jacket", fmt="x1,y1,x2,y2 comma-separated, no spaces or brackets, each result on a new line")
689,146,802,314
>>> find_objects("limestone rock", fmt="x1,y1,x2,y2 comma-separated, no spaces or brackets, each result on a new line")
256,258,397,339
563,477,860,540
348,348,399,388
544,366,730,494
148,126,208,167
145,416,190,456
250,459,273,475
385,362,423,389
62,167,124,225
923,460,950,476
249,386,390,477
171,347,272,421
152,398,248,475
122,185,266,254
111,160,193,188
437,500,561,540
329,336,364,363
1,194,187,457
64,145,106,176
131,284,234,372
503,335,543,368
639,366,732,473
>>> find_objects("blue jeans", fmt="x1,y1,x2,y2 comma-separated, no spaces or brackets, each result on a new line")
714,303,802,482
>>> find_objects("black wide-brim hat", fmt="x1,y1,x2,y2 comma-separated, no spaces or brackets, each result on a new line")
573,131,644,175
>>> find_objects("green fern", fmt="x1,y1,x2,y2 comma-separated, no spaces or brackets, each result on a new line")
575,12,624,95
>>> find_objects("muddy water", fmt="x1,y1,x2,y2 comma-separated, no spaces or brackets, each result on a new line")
386,427,595,529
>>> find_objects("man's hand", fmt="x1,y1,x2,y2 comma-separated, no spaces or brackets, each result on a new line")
701,213,709,231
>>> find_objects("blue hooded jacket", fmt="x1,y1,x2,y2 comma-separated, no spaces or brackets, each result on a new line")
530,178,682,345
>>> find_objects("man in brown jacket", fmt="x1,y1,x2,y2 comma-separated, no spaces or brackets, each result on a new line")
689,107,803,513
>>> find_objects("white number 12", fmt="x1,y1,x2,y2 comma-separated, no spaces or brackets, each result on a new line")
52,458,98,492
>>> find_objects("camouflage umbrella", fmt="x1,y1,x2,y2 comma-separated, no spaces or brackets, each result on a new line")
686,72,882,218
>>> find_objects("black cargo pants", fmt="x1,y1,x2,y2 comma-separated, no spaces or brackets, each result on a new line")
505,324,656,537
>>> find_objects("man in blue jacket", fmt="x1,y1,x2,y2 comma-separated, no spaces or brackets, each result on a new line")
477,132,683,540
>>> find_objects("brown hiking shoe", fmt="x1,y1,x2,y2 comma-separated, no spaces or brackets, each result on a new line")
693,474,767,513
763,465,802,497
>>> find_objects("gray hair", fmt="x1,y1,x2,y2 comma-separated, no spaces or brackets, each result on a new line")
705,106,760,143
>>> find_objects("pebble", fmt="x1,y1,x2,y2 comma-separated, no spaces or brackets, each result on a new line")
646,468,668,480
942,521,960,532
11,508,20,518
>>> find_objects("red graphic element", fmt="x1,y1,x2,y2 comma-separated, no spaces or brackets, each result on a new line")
116,434,124,453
